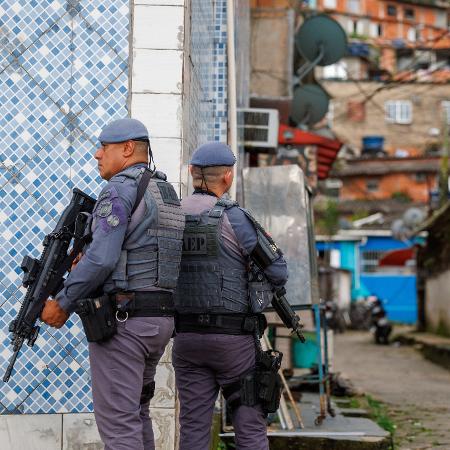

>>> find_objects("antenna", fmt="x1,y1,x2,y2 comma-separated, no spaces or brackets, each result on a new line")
291,84,330,127
295,14,347,82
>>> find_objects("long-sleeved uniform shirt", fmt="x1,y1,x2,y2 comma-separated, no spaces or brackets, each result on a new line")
56,164,146,313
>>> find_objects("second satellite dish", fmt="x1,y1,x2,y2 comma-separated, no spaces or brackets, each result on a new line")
291,84,329,126
295,15,347,66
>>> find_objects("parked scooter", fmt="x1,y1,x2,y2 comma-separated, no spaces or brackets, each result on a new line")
367,296,392,345
323,299,346,333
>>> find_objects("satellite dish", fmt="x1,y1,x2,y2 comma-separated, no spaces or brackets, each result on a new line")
391,219,410,241
291,84,330,126
295,15,347,67
403,208,425,229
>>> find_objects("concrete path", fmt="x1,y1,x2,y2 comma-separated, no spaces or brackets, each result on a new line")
334,331,450,450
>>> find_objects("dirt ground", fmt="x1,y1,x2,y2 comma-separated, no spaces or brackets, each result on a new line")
333,330,450,450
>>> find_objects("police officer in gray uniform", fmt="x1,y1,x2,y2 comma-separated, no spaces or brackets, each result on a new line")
41,118,185,450
173,142,288,450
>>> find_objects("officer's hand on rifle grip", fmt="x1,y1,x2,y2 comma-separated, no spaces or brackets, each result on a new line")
70,252,83,271
41,299,69,328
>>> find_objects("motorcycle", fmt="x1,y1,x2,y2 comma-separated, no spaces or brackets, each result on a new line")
367,296,392,345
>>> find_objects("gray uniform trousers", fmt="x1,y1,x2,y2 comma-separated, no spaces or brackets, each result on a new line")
89,316,174,450
173,333,269,450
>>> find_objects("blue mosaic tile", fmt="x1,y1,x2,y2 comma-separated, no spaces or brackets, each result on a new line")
20,14,73,111
20,356,92,413
79,0,130,61
0,1,66,58
0,69,67,171
0,0,130,415
0,300,69,413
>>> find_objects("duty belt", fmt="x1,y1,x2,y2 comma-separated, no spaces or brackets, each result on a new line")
111,291,175,318
175,313,267,336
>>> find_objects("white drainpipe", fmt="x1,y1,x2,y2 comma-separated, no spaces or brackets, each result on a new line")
227,0,238,200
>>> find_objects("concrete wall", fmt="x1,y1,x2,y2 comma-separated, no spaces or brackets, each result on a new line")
425,270,450,336
323,81,450,154
250,8,294,98
131,0,185,196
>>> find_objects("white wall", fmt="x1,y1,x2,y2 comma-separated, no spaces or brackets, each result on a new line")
131,1,186,196
131,2,188,448
425,270,450,335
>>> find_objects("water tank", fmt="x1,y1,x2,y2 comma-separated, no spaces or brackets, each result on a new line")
362,136,385,155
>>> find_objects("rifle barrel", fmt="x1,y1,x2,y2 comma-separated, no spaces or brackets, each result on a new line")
3,341,23,383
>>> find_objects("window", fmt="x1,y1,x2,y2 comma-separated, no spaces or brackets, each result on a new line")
442,101,450,124
369,23,383,38
407,27,417,42
415,173,427,183
385,100,413,124
366,179,379,192
361,250,387,273
347,0,360,14
387,5,397,16
404,8,415,20
323,0,337,8
435,11,447,28
347,101,366,122
356,20,365,35
326,101,335,127
323,62,347,79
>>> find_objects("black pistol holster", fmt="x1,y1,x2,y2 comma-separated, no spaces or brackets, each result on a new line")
223,349,283,415
76,294,117,343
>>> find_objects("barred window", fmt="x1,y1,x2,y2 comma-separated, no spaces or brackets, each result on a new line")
361,250,387,273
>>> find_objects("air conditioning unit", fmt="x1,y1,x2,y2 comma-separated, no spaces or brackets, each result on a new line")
237,108,279,149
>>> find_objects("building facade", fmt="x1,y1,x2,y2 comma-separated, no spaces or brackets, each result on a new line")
315,0,450,79
317,231,419,323
334,156,440,202
323,80,450,156
0,1,248,448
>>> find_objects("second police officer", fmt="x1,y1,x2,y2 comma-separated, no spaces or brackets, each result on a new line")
41,118,185,450
173,142,289,450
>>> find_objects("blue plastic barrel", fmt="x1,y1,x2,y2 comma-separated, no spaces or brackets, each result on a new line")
362,136,384,151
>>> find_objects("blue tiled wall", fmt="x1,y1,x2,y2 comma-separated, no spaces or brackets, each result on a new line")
0,0,129,414
187,0,228,148
0,0,230,415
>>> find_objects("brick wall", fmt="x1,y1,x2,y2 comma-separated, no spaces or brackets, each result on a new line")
340,171,437,201
323,81,450,155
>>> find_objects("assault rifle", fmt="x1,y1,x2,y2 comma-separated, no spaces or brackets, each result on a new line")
249,263,305,343
3,189,96,382
272,286,306,343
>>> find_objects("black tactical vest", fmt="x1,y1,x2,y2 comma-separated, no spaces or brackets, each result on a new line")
103,166,185,292
174,199,250,314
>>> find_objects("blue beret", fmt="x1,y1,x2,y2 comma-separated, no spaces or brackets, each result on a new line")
98,118,149,143
190,142,236,167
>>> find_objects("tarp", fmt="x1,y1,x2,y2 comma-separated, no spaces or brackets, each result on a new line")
379,248,414,266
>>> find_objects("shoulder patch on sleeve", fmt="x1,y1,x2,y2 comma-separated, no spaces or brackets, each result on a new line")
110,175,127,183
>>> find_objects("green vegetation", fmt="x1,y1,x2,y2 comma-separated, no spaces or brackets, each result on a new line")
316,199,340,236
436,318,450,338
336,395,397,447
366,395,397,435
391,191,412,203
351,209,369,222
